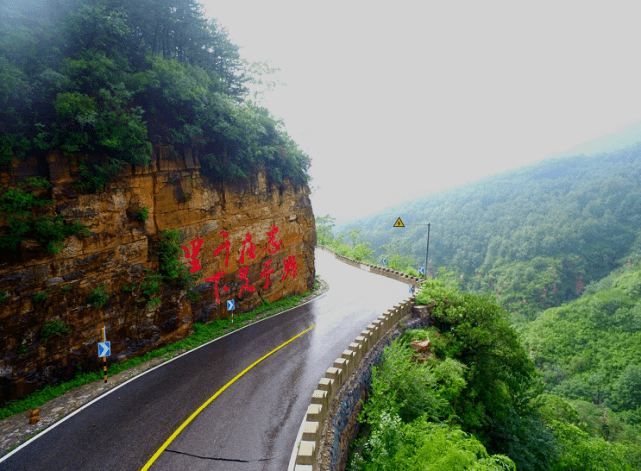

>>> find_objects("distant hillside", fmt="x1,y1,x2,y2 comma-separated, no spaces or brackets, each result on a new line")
549,120,641,159
519,260,641,423
333,143,641,319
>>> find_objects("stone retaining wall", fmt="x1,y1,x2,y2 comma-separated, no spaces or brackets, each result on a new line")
292,246,428,470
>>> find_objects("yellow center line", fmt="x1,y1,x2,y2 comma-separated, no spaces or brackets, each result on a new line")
140,324,316,471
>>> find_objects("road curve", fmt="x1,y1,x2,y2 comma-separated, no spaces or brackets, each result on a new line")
1,250,409,470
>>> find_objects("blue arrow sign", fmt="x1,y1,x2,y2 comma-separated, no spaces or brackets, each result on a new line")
227,299,235,310
382,258,387,265
98,341,111,358
409,284,414,294
419,267,425,275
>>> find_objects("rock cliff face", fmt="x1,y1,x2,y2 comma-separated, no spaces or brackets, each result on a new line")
0,147,316,404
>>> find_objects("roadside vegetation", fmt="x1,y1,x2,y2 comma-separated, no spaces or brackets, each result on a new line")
317,215,420,278
347,278,641,470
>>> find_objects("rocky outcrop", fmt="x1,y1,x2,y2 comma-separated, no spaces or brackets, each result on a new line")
0,147,316,403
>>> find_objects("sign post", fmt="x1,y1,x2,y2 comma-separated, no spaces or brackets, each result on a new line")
393,218,431,279
98,326,111,383
227,299,235,325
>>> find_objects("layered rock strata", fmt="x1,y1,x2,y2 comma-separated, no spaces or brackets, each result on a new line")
0,147,316,403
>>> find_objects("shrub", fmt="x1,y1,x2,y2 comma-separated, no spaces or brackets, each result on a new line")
416,278,536,432
40,320,71,342
0,184,90,254
137,206,149,221
353,337,515,471
155,229,195,288
121,283,134,294
147,296,161,310
141,273,163,297
33,292,47,304
86,284,109,307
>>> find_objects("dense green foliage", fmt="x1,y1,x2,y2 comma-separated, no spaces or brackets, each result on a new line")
154,229,196,288
414,279,550,467
39,320,72,342
0,0,310,186
520,262,641,424
333,146,641,319
86,284,109,307
0,176,90,254
350,279,640,470
349,281,537,469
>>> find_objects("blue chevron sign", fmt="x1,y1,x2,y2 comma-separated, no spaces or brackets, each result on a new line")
419,267,425,275
227,299,235,310
98,341,111,358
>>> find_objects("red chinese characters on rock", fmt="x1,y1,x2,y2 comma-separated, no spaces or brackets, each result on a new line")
282,255,298,280
214,231,231,267
263,225,283,255
184,225,298,306
205,271,230,304
237,232,256,265
182,238,204,273
259,259,276,289
238,266,257,299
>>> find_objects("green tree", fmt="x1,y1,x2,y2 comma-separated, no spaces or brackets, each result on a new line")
415,278,537,434
315,214,335,246
379,238,416,271
612,364,641,412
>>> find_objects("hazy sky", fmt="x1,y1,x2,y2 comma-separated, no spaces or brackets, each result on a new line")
200,1,641,224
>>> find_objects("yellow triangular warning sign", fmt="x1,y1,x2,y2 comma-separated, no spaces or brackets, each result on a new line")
393,217,405,228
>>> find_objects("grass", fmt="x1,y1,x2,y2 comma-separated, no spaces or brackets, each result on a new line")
0,280,323,421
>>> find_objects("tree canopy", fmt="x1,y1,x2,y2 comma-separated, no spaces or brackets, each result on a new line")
0,0,310,188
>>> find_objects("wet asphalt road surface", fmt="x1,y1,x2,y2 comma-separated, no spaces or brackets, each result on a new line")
1,250,410,470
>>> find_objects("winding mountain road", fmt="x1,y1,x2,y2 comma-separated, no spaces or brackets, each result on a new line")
1,250,410,470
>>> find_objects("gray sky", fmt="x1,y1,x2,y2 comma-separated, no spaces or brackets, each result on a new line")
201,0,641,224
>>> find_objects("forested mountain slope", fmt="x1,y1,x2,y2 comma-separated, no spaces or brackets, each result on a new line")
333,145,641,319
520,261,641,424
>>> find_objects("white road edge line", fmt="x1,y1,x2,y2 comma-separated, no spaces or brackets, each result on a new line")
0,288,329,464
288,411,309,471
